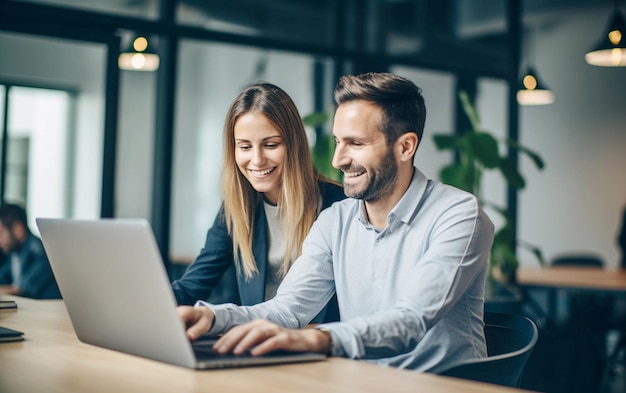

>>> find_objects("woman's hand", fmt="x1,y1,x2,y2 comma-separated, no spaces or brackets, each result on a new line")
177,305,215,341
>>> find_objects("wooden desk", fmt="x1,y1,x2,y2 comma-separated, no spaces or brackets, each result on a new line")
517,266,626,321
0,296,531,393
517,266,626,293
516,267,626,391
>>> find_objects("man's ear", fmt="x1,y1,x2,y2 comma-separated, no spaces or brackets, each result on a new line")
396,132,418,162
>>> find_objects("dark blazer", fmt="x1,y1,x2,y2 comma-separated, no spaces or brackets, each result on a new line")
0,234,61,299
172,180,345,322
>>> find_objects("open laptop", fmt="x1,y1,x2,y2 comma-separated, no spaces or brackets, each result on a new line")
35,217,325,369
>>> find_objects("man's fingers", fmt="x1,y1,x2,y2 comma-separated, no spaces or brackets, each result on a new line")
214,320,280,354
232,325,277,354
249,332,288,356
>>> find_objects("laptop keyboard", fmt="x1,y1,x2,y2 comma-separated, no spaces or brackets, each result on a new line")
193,345,256,360
191,336,300,360
191,336,256,360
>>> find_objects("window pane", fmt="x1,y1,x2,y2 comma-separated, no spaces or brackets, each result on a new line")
390,65,455,182
177,0,337,48
349,0,509,75
6,87,71,230
171,39,335,262
0,31,106,221
11,0,161,19
115,69,157,220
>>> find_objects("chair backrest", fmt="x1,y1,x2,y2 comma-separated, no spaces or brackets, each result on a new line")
437,312,539,387
551,254,604,268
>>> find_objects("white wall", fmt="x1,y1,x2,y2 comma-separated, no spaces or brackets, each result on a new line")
518,8,626,268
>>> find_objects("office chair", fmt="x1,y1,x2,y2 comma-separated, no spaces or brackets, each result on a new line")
551,254,604,268
550,254,625,392
436,312,539,388
550,253,608,326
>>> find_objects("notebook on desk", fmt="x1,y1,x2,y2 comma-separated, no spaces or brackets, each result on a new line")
35,217,325,369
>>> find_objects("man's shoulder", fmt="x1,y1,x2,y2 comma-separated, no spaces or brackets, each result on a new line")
22,235,49,262
425,179,478,204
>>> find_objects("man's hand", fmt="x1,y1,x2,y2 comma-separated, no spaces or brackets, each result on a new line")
213,319,331,357
177,305,215,340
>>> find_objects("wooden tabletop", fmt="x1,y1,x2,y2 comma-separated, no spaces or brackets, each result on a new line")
516,266,626,292
0,296,534,393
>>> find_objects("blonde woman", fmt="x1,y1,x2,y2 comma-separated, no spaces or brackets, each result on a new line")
172,83,344,323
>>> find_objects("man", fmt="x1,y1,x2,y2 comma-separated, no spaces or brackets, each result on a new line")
178,72,494,373
0,203,61,299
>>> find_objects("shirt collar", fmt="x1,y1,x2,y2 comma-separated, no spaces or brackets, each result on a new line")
357,167,429,226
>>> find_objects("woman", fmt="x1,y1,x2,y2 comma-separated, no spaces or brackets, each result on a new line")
172,82,345,323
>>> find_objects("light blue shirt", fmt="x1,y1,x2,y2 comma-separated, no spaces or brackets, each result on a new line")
200,168,494,372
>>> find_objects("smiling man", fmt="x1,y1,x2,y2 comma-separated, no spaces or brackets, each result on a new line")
178,72,495,373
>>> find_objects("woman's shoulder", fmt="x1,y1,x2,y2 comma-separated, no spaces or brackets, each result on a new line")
317,178,346,207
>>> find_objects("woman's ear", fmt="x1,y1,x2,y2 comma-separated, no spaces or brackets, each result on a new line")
396,132,418,162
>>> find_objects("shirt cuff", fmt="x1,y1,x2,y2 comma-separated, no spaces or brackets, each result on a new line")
193,300,225,335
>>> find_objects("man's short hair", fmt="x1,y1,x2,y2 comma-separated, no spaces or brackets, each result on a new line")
0,203,28,230
334,72,426,148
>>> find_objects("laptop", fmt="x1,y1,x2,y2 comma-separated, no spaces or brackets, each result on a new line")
35,217,325,369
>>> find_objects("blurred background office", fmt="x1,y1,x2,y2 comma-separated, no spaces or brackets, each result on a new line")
1,0,624,272
1,0,625,392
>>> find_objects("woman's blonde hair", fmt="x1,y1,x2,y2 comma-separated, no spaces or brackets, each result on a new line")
222,83,319,280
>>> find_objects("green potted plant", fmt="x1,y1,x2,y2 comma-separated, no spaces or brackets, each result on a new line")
303,112,342,182
433,91,547,296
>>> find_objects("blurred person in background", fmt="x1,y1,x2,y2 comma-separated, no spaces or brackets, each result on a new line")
0,203,61,299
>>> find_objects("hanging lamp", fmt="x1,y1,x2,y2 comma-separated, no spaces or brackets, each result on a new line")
517,66,555,105
517,28,554,106
585,2,626,67
118,35,160,72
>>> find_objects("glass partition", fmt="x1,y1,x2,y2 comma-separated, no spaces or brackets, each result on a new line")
170,39,335,263
0,31,106,222
11,0,161,19
5,86,72,232
177,0,337,48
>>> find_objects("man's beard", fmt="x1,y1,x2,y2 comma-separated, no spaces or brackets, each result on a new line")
344,147,398,202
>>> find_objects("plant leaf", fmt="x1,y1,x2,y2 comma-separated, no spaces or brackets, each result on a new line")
433,134,460,151
302,112,329,128
467,132,500,169
519,241,548,266
312,133,342,182
506,139,545,170
499,158,526,189
440,164,473,192
459,91,480,131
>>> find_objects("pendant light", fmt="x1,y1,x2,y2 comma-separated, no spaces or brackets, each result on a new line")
118,34,160,72
585,1,626,67
517,28,555,106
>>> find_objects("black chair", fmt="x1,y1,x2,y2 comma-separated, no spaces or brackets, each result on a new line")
437,312,539,387
550,254,608,327
552,254,604,268
550,254,619,392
